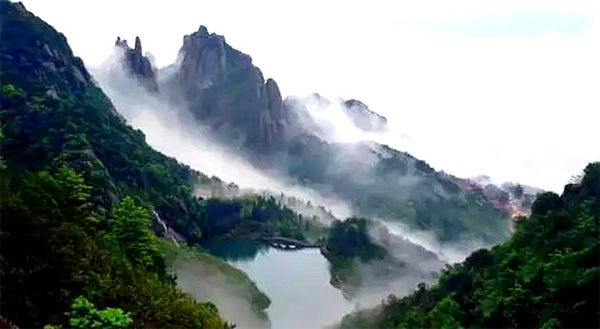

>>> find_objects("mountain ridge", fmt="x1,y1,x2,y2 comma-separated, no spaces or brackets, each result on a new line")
112,24,514,245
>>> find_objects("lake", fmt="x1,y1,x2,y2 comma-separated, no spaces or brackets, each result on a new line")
204,239,355,329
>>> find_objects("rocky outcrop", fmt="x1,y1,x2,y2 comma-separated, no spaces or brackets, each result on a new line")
343,99,388,132
259,78,286,147
177,26,230,90
170,25,287,150
114,36,158,91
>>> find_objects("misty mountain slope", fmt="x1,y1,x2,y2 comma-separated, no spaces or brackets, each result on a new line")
94,53,460,308
322,218,445,302
0,1,219,245
113,26,511,245
337,162,599,329
1,1,325,248
0,3,334,327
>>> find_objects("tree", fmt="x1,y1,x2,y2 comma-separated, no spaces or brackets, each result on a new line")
428,296,464,329
64,296,132,329
107,197,164,273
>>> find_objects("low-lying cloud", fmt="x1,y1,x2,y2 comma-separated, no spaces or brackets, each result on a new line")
90,50,353,220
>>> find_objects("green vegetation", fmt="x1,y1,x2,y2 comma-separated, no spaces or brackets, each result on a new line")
0,0,216,244
203,194,327,242
0,2,232,327
0,166,229,328
321,218,390,291
324,218,387,261
338,162,600,329
64,296,133,329
107,197,165,274
0,2,320,327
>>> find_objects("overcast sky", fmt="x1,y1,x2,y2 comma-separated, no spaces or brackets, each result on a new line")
19,0,600,192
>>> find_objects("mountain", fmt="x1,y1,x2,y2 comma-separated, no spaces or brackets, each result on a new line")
0,2,235,327
0,2,322,327
114,26,513,246
337,162,599,329
343,99,389,132
158,25,289,152
467,176,544,231
114,36,158,92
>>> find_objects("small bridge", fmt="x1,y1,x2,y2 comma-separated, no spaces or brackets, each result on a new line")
260,236,322,250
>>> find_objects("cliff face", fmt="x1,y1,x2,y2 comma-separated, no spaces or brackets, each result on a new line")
114,36,158,91
168,25,287,150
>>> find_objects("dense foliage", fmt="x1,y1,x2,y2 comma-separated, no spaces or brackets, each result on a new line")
0,165,229,328
321,218,390,290
324,218,387,261
0,2,324,326
203,194,325,241
339,162,600,329
64,296,133,329
0,0,217,244
0,2,237,327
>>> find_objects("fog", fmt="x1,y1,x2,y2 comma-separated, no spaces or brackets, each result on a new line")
379,220,487,264
22,0,599,195
171,252,271,329
90,50,353,221
286,93,500,257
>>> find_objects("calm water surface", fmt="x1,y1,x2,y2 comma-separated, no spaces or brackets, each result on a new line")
205,239,354,329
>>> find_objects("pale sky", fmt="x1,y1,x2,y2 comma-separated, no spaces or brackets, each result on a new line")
18,0,600,192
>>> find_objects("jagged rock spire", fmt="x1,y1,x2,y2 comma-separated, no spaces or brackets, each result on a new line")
197,25,209,37
115,37,128,48
134,36,142,54
112,35,158,92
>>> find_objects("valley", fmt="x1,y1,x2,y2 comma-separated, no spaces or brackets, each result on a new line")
1,2,597,329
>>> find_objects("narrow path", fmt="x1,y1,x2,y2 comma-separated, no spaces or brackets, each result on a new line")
260,236,323,250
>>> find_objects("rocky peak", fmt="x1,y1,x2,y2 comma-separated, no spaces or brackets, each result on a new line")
343,99,388,132
114,35,158,92
178,26,228,90
134,36,142,54
172,25,287,150
259,78,286,146
197,25,209,38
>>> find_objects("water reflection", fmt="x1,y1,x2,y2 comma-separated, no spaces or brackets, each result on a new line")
203,238,355,329
202,238,270,261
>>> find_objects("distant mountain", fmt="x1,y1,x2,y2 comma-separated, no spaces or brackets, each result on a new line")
113,26,512,245
343,99,388,132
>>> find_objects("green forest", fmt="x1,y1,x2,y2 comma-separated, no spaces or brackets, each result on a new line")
339,162,599,329
0,2,305,327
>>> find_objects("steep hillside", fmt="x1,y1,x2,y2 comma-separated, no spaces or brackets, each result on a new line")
0,2,259,327
337,162,599,329
0,1,218,244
